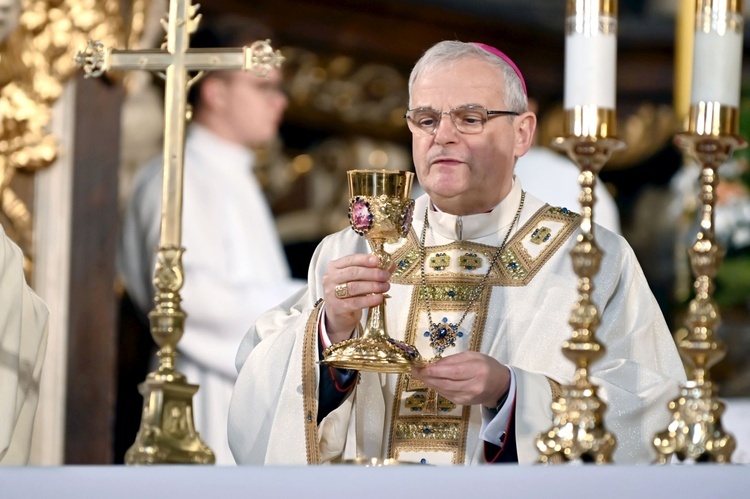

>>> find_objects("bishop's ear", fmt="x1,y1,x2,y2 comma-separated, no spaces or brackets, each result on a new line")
513,111,537,157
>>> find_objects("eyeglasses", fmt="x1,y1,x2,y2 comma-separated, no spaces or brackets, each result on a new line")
404,105,519,135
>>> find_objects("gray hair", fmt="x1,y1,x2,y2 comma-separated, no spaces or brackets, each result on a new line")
408,41,528,114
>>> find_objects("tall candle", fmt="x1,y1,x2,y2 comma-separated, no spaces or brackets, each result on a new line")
690,1,744,107
674,0,695,122
563,0,618,110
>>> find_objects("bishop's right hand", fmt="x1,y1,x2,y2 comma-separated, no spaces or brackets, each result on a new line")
322,254,394,345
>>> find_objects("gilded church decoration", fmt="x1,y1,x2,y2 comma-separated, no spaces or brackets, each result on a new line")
536,102,678,170
281,46,408,130
0,0,140,267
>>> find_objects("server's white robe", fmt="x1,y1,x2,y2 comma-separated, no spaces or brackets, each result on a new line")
119,124,304,464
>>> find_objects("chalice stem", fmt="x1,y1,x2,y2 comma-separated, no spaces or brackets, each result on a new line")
361,238,391,342
361,299,389,342
369,238,391,269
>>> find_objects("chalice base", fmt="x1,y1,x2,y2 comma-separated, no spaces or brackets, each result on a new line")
322,336,428,373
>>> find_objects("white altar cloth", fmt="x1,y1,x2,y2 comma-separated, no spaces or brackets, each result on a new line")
724,397,750,463
2,464,748,498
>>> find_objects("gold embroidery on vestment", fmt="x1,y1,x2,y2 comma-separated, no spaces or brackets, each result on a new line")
391,206,580,288
302,299,325,464
428,252,451,270
421,283,477,302
549,206,580,219
392,247,420,278
500,250,528,280
458,252,483,270
383,204,580,463
395,422,461,441
531,226,552,245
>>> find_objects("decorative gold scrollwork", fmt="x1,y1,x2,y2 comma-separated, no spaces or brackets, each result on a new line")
0,0,149,268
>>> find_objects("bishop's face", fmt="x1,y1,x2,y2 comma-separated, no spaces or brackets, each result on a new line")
409,57,534,216
210,67,288,149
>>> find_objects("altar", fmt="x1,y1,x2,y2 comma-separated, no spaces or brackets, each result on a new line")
2,464,749,498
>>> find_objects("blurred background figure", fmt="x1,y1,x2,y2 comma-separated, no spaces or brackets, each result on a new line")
116,15,305,464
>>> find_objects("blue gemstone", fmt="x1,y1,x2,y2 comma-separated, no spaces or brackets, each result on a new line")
420,458,427,464
423,428,431,434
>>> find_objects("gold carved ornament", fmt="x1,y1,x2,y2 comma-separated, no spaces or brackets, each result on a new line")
0,0,149,268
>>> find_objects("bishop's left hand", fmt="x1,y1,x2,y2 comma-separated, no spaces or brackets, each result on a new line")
410,351,511,409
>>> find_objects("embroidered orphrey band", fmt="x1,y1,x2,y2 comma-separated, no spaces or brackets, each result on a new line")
302,299,325,464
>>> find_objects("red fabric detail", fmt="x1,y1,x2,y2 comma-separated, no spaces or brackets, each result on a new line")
329,365,357,393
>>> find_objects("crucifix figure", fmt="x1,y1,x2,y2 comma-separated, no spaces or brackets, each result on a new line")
75,0,283,465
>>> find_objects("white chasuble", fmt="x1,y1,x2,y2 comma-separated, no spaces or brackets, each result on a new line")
228,182,686,465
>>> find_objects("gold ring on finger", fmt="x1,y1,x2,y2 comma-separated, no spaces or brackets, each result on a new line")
334,282,349,298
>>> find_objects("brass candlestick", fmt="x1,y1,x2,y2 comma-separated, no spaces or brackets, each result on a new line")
322,169,427,373
536,0,623,464
652,103,743,464
536,117,624,464
652,0,743,464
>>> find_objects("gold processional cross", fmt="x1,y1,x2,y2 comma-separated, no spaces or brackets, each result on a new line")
75,0,283,464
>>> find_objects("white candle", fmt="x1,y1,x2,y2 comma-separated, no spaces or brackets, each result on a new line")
564,31,617,109
691,29,743,107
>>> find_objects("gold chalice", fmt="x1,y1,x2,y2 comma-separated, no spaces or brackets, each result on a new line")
322,169,426,373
